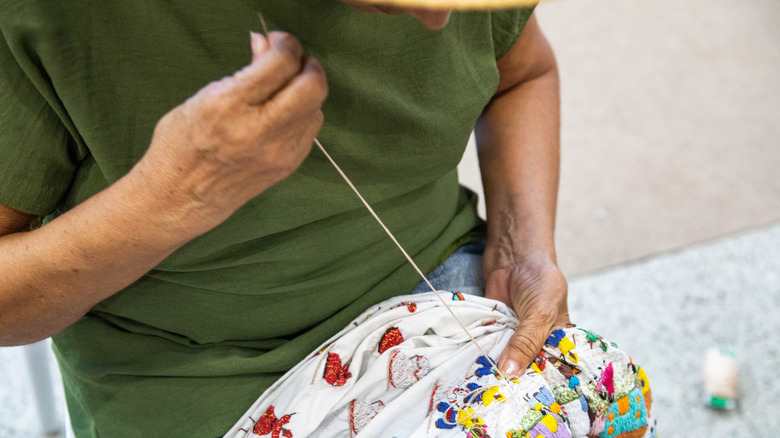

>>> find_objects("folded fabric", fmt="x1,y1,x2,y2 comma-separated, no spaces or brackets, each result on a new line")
225,292,655,438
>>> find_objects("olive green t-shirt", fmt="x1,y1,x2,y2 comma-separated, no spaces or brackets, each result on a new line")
0,1,533,436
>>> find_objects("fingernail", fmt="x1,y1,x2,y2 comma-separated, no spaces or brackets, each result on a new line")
502,360,519,377
249,31,264,53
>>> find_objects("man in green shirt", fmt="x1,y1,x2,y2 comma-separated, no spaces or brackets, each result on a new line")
0,1,569,436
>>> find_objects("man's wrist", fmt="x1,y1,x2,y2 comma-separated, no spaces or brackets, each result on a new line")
484,202,557,266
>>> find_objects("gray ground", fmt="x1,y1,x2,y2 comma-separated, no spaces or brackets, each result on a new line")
2,0,779,436
569,223,780,437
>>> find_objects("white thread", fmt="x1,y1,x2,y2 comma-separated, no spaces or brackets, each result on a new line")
313,138,507,381
255,11,507,382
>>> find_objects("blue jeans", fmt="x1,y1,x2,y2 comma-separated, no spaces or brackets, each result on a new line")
411,242,486,297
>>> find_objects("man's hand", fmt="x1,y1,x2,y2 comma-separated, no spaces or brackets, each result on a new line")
137,31,328,234
475,14,568,376
0,31,327,345
484,247,571,376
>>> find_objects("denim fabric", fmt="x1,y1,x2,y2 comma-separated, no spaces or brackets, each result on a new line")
411,242,486,297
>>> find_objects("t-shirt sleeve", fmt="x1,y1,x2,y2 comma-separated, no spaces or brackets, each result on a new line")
490,7,536,60
0,30,81,216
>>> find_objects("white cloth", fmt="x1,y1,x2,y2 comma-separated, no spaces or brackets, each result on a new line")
225,292,655,438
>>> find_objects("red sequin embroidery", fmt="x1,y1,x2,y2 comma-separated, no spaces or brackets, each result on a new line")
253,405,294,438
378,327,405,354
323,352,352,386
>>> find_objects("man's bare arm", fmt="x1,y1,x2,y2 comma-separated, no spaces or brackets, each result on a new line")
476,13,571,375
0,32,327,346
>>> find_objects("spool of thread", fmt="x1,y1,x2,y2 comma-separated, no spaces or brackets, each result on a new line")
702,347,739,409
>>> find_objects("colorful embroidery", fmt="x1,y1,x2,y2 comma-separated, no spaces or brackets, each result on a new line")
452,292,465,301
601,387,648,438
590,413,607,436
561,396,591,437
546,329,578,364
428,383,441,415
389,301,418,313
556,362,582,390
481,386,506,406
348,399,384,435
595,363,616,401
225,294,655,438
529,387,562,416
516,409,545,433
466,423,490,438
388,350,431,388
323,352,352,386
530,352,547,374
378,327,404,354
250,406,294,438
436,401,459,429
636,367,650,395
526,412,571,438
475,355,499,378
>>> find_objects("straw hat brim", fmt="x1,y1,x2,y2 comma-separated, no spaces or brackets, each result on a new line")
353,0,539,10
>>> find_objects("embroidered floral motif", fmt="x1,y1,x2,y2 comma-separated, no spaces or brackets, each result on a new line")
323,352,352,386
529,387,562,416
530,352,547,374
601,387,649,438
436,401,459,429
636,368,650,395
388,350,431,388
426,327,654,438
578,328,619,352
378,327,404,354
227,294,655,438
466,423,490,438
348,399,384,435
546,329,578,364
251,406,294,438
389,301,418,313
554,362,582,390
457,406,486,430
481,386,506,406
525,412,571,438
595,363,616,401
475,355,498,378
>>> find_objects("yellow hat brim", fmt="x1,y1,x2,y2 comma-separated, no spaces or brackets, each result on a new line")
353,0,540,10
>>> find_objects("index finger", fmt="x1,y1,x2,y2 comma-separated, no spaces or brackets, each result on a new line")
233,31,305,105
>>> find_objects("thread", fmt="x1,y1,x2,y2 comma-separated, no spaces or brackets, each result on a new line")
313,138,507,381
256,10,507,382
703,347,739,409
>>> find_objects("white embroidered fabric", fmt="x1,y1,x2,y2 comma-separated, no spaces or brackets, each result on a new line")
225,292,655,438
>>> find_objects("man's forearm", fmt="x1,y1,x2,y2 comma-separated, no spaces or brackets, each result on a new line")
0,167,198,346
475,61,560,268
0,31,327,346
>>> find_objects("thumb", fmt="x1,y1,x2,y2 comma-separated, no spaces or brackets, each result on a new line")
250,31,270,60
497,313,555,377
